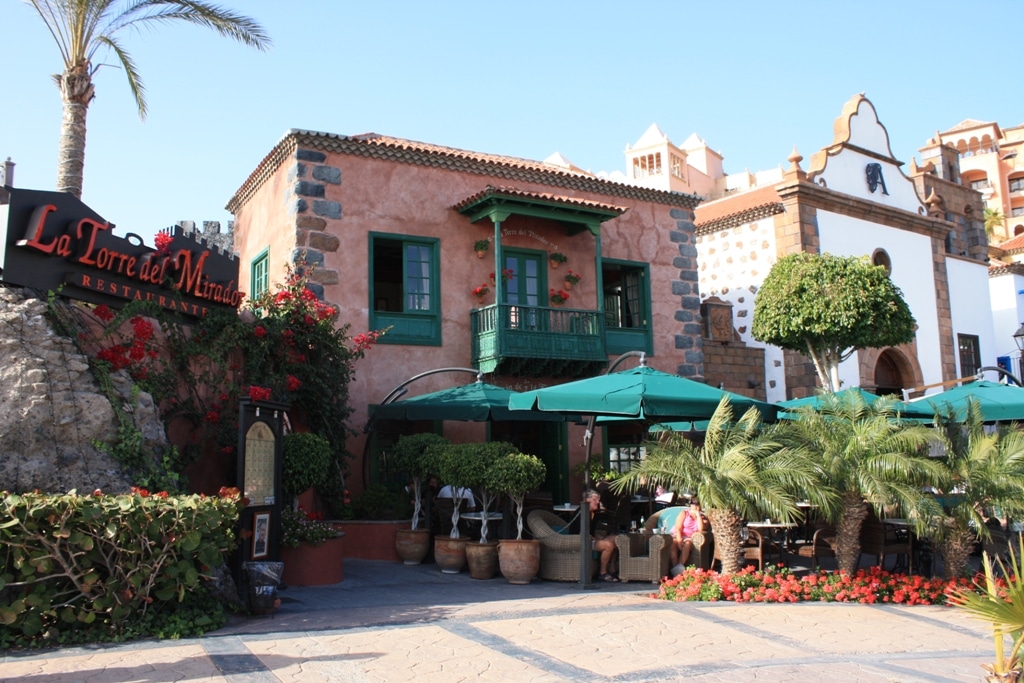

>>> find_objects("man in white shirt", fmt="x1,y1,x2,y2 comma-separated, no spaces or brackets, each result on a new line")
436,485,477,511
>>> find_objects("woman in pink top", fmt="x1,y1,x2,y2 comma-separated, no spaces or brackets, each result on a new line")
670,500,705,566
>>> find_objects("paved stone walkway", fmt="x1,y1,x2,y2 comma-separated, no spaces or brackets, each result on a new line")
0,559,997,682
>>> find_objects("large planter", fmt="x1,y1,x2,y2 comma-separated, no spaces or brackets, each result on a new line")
434,536,468,574
280,533,345,586
498,538,540,584
465,541,499,580
336,520,406,562
395,528,431,565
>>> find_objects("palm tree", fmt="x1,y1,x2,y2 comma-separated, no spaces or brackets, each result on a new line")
25,1,270,198
779,391,944,574
614,397,833,574
985,207,1006,240
932,399,1024,578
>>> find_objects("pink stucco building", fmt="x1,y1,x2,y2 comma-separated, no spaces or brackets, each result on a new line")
227,131,709,502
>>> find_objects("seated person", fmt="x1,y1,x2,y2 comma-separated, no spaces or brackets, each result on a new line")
586,489,619,582
436,484,477,511
664,500,706,567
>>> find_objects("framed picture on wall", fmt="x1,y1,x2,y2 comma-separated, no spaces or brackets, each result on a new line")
252,512,269,559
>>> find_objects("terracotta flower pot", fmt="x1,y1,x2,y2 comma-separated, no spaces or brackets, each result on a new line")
465,541,499,580
281,534,345,586
395,528,431,565
434,536,468,574
497,538,540,584
563,281,573,290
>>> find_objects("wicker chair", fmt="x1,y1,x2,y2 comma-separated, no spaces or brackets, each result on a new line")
527,509,595,581
615,530,673,583
640,508,714,571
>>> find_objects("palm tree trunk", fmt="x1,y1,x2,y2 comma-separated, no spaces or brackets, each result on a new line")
835,493,868,574
707,508,743,574
56,63,94,198
940,528,976,579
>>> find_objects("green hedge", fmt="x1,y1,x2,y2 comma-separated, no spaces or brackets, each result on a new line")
0,488,242,647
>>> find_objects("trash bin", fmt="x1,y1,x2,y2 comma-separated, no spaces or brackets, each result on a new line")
243,561,284,614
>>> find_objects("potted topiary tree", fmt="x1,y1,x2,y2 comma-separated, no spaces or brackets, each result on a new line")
423,441,472,574
492,451,546,584
391,433,449,565
280,432,345,585
282,432,334,505
460,441,517,579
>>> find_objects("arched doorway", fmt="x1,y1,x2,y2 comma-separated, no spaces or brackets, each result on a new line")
873,350,908,398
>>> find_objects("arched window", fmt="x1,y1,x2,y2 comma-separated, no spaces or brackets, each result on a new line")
872,249,892,275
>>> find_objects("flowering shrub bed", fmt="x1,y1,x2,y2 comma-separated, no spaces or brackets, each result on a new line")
281,506,339,547
654,565,975,605
0,488,242,648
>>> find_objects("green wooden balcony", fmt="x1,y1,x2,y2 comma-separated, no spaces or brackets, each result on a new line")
471,304,608,377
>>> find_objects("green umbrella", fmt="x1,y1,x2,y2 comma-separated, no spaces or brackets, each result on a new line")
906,380,1024,422
776,386,936,420
507,365,778,422
373,380,571,422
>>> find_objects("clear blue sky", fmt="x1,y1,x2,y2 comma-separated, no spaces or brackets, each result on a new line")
3,0,1022,246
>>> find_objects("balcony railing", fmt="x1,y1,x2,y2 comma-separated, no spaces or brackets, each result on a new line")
471,303,608,377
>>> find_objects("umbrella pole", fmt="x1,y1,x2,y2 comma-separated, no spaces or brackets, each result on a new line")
576,414,596,589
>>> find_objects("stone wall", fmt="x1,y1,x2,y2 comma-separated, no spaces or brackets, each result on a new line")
0,286,168,494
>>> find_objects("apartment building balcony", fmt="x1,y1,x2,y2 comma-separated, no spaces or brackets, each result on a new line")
471,303,608,377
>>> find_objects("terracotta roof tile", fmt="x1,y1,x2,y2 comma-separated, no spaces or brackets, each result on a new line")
453,185,628,215
693,185,784,234
227,130,701,214
989,261,1024,277
998,234,1024,253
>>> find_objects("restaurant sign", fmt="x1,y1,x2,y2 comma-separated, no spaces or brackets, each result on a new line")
0,187,243,317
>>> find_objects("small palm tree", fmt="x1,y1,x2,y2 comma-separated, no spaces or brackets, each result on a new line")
778,391,944,574
25,0,270,198
932,399,1024,578
614,397,832,574
950,548,1024,681
985,207,1006,240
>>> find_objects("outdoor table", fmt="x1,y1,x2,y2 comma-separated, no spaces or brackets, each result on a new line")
462,512,503,540
796,502,819,542
746,521,799,565
551,504,580,533
630,495,652,526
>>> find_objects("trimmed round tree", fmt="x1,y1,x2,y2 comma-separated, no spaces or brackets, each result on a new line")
391,433,449,531
490,452,546,540
751,252,915,393
282,432,333,503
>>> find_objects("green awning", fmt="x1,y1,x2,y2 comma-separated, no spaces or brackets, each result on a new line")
507,365,778,422
374,381,573,422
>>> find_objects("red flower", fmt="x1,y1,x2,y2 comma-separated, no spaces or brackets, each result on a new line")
254,325,267,338
206,411,221,424
248,386,272,401
154,232,173,252
222,446,235,454
286,375,302,391
130,317,153,342
94,304,115,322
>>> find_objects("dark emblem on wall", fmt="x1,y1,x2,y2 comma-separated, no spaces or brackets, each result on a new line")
865,163,889,196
